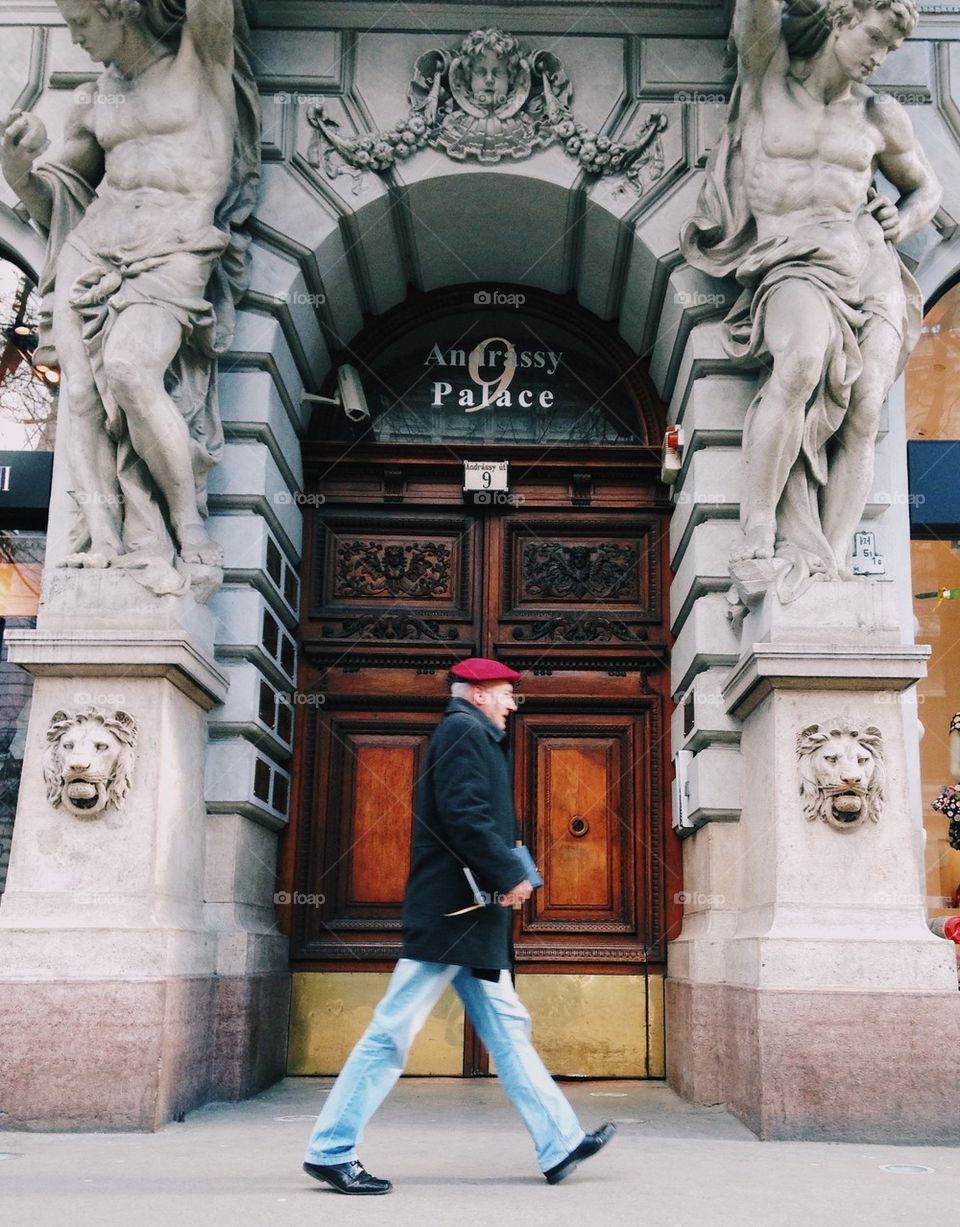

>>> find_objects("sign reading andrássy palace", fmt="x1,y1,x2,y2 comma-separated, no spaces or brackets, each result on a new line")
350,306,639,445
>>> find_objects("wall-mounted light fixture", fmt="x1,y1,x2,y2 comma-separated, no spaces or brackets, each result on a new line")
1,323,60,388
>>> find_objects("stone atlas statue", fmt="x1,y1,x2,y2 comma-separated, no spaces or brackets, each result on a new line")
682,0,941,603
1,0,261,601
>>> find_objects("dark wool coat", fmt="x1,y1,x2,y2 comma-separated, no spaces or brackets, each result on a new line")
401,698,526,969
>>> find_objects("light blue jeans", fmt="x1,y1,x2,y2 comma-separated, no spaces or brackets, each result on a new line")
304,958,586,1173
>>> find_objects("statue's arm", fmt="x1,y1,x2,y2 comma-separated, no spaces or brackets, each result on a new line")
182,0,236,71
732,0,784,76
873,97,943,243
1,89,102,230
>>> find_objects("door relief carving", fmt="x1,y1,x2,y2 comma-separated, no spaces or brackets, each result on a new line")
335,541,453,600
522,543,637,601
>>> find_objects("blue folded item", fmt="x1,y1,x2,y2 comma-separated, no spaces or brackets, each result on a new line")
511,843,543,888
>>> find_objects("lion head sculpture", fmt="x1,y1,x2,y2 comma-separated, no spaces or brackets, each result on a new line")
42,707,138,820
797,718,885,832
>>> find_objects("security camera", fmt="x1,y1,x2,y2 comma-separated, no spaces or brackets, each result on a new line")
302,364,370,422
336,364,370,422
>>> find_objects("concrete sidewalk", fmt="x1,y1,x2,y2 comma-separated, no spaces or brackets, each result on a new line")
1,1077,955,1227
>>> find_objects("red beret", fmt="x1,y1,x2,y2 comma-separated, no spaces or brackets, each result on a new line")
449,657,521,683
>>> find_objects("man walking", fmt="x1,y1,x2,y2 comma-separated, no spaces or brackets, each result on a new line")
302,657,615,1194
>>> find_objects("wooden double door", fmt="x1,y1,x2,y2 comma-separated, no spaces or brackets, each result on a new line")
286,449,676,1075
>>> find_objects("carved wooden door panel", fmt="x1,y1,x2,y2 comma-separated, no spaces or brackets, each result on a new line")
292,508,482,961
513,710,663,967
497,514,667,969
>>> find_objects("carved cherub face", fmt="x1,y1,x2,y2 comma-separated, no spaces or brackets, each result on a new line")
469,49,513,109
57,0,126,66
456,29,524,114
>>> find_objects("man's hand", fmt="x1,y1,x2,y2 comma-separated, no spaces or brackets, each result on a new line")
499,879,533,908
866,193,902,244
1,109,47,189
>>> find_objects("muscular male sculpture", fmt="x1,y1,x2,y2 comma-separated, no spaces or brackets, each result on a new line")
683,0,940,601
1,0,259,598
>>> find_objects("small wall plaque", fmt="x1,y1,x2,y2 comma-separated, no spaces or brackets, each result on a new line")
463,461,509,492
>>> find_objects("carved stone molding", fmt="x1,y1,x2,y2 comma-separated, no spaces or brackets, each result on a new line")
42,707,139,821
307,27,667,195
797,718,885,832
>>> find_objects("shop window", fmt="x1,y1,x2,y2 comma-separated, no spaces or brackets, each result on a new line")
905,282,960,918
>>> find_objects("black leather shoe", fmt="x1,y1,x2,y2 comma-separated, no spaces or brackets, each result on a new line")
303,1159,392,1194
544,1122,617,1185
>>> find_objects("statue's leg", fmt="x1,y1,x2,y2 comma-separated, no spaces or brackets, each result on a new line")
732,281,832,563
821,319,901,575
100,303,218,566
53,288,123,567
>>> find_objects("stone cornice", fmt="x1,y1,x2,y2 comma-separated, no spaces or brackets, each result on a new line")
723,644,932,720
4,1,957,37
247,0,733,36
4,631,230,709
0,0,733,34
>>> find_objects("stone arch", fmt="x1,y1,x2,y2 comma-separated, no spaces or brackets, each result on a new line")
237,157,711,417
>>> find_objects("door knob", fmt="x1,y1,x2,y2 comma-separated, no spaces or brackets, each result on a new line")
568,815,589,838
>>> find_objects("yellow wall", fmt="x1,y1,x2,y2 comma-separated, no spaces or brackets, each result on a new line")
287,971,665,1078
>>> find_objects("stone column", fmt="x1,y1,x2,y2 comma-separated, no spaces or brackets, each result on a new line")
0,570,246,1130
668,580,960,1141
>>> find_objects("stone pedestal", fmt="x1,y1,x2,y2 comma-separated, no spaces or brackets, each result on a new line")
667,582,960,1141
0,572,289,1130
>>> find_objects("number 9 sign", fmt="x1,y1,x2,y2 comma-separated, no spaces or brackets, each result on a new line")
467,337,518,412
